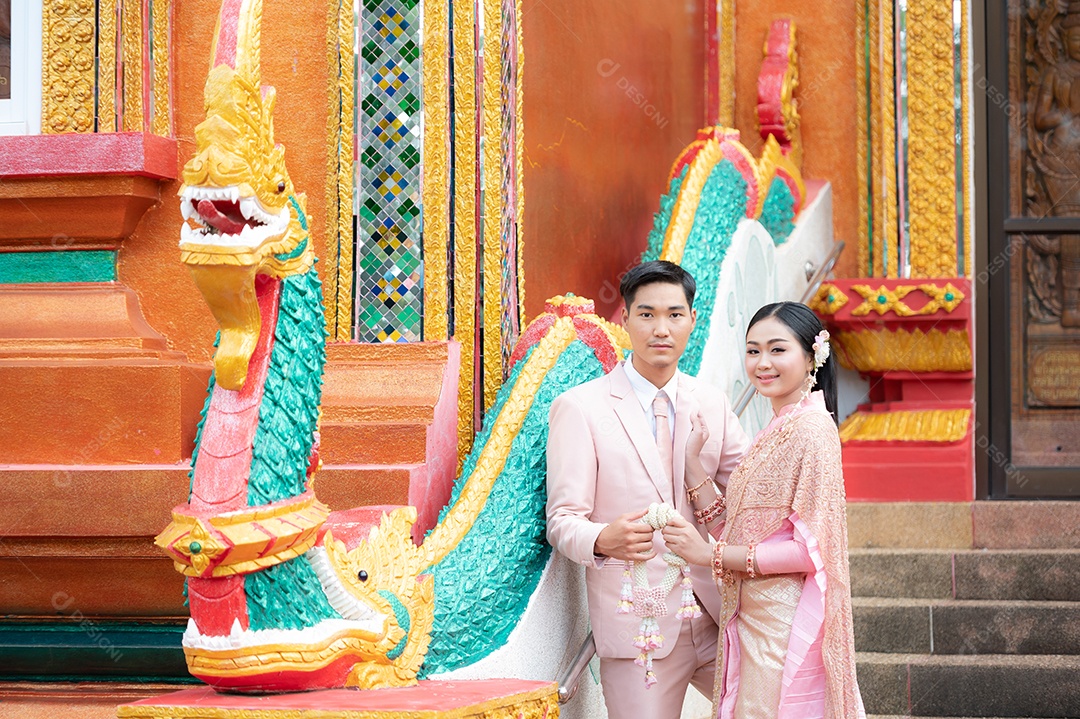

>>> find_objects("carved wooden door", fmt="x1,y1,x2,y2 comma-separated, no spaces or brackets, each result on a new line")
987,1,1080,496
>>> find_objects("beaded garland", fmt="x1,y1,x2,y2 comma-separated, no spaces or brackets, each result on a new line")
615,503,702,688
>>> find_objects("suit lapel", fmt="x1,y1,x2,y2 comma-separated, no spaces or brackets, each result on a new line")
672,374,697,514
609,364,670,502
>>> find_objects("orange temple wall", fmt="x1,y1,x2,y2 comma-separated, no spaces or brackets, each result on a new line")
734,2,860,280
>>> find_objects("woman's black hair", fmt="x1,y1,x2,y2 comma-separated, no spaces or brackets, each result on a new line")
747,301,838,424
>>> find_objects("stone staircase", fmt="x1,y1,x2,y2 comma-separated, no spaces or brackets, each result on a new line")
849,502,1080,719
315,341,460,543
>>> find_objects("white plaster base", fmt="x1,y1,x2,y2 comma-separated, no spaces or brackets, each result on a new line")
697,182,835,437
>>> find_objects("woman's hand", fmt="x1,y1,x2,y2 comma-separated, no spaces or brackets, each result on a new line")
661,513,712,566
686,410,710,459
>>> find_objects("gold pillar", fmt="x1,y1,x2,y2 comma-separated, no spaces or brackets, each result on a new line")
150,0,172,136
422,0,452,341
121,0,144,132
481,0,503,413
41,0,97,133
857,0,968,279
906,0,958,277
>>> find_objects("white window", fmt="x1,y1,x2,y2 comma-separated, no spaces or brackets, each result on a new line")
0,0,43,135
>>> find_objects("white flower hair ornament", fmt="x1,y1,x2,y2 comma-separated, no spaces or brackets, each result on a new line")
812,330,831,371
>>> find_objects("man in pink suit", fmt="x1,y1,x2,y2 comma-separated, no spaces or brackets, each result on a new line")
547,261,749,718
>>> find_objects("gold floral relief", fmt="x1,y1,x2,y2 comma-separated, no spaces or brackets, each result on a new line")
833,327,972,373
422,0,451,341
98,0,119,132
809,283,849,315
334,2,355,341
117,688,559,719
850,283,965,316
322,0,344,337
905,0,958,277
151,0,171,136
839,408,971,443
453,0,479,467
41,0,97,133
121,0,144,131
482,0,503,413
858,0,967,278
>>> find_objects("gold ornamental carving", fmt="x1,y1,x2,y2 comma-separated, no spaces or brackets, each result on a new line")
121,0,144,131
150,0,172,136
857,0,968,277
42,0,97,133
515,0,526,325
906,0,958,277
839,408,971,443
482,0,503,414
155,493,331,578
117,685,560,719
421,0,451,341
98,0,118,132
453,0,479,467
850,283,965,317
809,284,849,315
833,327,972,373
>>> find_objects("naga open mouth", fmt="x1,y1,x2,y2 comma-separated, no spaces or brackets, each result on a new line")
180,185,289,248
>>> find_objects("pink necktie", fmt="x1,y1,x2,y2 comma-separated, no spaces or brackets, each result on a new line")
653,392,673,493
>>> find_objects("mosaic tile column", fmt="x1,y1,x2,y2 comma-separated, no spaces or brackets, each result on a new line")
355,0,424,342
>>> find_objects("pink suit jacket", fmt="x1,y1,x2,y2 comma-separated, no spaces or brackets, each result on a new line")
546,362,750,659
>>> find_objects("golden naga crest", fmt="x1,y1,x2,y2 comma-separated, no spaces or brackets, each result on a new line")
179,63,312,277
177,12,315,390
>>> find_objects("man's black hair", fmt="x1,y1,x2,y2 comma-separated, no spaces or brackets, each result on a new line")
619,260,696,309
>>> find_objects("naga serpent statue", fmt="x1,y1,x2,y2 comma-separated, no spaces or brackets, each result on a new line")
156,0,627,693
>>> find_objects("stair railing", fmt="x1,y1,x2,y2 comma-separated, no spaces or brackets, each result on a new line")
556,239,845,705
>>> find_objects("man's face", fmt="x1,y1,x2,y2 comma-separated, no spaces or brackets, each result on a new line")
621,281,696,377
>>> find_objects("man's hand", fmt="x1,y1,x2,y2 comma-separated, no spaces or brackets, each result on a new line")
661,514,712,566
594,510,655,561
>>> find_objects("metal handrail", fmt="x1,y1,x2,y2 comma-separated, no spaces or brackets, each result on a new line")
556,632,596,703
556,240,846,705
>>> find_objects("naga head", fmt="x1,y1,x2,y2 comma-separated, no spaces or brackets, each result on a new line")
316,506,435,688
179,0,314,390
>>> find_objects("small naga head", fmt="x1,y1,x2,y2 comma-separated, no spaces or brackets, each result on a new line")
317,506,435,688
178,0,314,390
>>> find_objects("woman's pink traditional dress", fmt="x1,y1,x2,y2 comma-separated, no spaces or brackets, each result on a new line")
711,391,865,719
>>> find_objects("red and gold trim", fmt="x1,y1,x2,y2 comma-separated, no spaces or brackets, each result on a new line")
156,491,329,578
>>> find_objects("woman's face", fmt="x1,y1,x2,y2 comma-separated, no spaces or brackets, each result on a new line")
744,315,814,409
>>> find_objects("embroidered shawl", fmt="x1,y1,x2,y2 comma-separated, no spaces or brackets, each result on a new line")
715,398,862,719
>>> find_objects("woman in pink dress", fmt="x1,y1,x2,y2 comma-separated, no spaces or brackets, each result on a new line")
663,301,865,719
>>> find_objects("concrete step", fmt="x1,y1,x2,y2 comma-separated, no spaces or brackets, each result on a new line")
849,549,1080,601
847,501,1080,551
853,597,1080,655
319,421,428,464
857,652,1080,718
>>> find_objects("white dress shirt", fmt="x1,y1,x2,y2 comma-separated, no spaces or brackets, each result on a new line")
623,355,679,441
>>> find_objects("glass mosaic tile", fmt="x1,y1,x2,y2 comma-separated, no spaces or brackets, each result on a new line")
353,0,424,342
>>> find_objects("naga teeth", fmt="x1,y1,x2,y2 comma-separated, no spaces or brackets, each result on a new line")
181,200,193,221
230,618,243,648
240,196,256,221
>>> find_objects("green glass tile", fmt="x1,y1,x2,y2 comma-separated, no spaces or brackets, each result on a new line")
0,250,117,284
